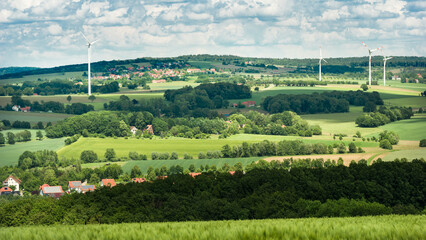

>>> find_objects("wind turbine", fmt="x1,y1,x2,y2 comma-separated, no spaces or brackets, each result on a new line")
362,42,382,86
81,32,98,95
319,47,327,81
383,56,392,87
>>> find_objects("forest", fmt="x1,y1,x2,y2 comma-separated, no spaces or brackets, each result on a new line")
0,160,424,226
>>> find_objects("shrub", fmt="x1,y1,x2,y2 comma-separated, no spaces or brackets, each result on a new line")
379,130,399,145
80,150,98,163
380,139,392,150
419,139,426,147
104,148,116,160
348,142,357,153
151,152,159,160
337,143,346,153
184,153,193,159
170,152,178,160
159,152,170,160
198,152,206,159
129,152,139,160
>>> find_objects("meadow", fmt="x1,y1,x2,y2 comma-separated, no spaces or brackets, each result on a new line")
0,215,424,240
0,110,73,124
0,137,65,167
58,134,378,160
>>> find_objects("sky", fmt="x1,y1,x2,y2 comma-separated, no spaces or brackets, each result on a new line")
0,0,425,68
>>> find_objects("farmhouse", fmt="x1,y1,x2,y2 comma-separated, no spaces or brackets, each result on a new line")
20,106,31,112
144,125,154,135
188,172,201,178
0,187,13,195
80,185,96,193
68,181,82,192
3,175,21,191
40,184,64,198
130,126,138,135
100,179,116,187
132,178,146,183
241,101,256,107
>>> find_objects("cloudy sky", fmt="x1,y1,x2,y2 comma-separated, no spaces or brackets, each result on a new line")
0,0,425,68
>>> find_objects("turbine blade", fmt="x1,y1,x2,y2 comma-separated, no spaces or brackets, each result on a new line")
322,59,328,63
91,39,99,45
81,32,90,43
362,41,367,48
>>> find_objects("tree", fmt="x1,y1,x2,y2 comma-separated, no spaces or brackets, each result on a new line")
104,148,116,161
348,142,357,153
380,139,392,149
0,133,5,145
379,130,399,145
7,132,15,144
361,84,368,91
420,139,426,147
36,131,43,140
363,101,377,112
67,95,72,103
88,95,96,102
337,143,346,153
130,165,142,178
81,150,98,163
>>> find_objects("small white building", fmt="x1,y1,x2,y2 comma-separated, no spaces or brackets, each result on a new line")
2,175,21,191
130,126,138,135
68,181,82,193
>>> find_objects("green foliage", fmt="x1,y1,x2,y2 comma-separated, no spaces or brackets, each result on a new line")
36,130,43,140
130,165,142,178
380,139,393,150
7,132,15,144
104,148,116,161
80,150,98,163
348,142,357,153
361,84,368,91
379,130,399,145
420,139,426,147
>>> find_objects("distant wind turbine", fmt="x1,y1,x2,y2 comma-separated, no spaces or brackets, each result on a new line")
383,56,392,87
362,42,382,86
81,32,98,95
319,47,327,81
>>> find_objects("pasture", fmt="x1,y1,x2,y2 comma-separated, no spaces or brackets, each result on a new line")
0,110,73,124
376,114,426,141
0,137,65,167
0,215,424,240
57,134,378,160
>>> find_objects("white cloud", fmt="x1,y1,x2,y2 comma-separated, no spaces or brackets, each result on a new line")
47,23,63,35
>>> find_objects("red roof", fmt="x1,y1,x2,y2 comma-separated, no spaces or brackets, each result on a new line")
101,179,116,187
145,125,154,134
132,178,146,183
0,187,13,193
39,184,50,190
189,172,201,178
229,171,236,175
68,181,81,188
3,175,22,184
156,176,168,180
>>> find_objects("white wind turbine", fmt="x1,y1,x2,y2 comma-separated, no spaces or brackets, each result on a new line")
319,47,327,81
81,32,98,95
362,42,382,86
383,56,392,86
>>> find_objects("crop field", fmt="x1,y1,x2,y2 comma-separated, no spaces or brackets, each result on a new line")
0,215,424,240
122,157,263,173
0,137,65,167
0,71,85,84
148,81,199,90
57,134,378,160
382,149,426,161
0,110,73,123
375,114,426,141
1,129,45,140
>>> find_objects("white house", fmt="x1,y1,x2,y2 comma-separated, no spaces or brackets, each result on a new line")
2,175,21,191
130,126,138,135
68,181,82,193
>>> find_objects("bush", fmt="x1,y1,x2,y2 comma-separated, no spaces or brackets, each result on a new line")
198,152,206,159
80,150,98,163
337,143,346,153
151,152,159,160
184,153,193,159
379,130,399,145
380,139,393,150
170,152,178,160
104,148,116,160
348,142,357,153
419,139,426,147
159,152,170,160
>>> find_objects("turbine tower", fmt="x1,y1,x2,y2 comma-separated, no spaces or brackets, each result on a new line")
383,56,392,87
81,32,98,95
362,42,382,86
319,47,327,81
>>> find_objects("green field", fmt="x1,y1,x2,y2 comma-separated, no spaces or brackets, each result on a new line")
0,110,73,124
57,134,378,160
0,71,85,84
383,149,426,161
0,215,424,240
376,114,426,141
148,81,199,90
0,137,65,167
1,129,45,140
121,157,263,173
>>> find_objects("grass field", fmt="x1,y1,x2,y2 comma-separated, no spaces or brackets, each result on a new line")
122,157,263,173
148,81,199,90
375,114,426,141
57,134,378,160
0,137,65,167
0,110,73,124
1,129,45,140
0,215,424,240
0,71,85,84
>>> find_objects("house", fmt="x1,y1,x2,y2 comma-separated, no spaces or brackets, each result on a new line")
0,187,13,195
100,179,116,187
189,172,201,178
80,185,96,193
144,125,154,135
228,171,236,175
130,126,138,135
68,181,82,192
132,178,146,183
12,105,20,111
3,175,21,191
40,185,64,198
242,101,256,107
152,79,166,83
20,106,31,112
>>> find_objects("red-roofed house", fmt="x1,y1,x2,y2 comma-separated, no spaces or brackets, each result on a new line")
40,185,64,198
144,125,154,135
189,172,201,178
132,178,146,183
152,79,166,83
100,179,116,187
80,185,96,193
68,181,82,192
3,175,21,191
228,171,236,175
241,101,256,107
0,187,13,195
20,106,31,112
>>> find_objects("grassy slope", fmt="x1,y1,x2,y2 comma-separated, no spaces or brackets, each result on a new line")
58,134,378,160
0,138,65,167
0,215,424,240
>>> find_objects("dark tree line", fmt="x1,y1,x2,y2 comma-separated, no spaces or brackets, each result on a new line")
0,160,424,226
262,90,383,114
356,106,413,127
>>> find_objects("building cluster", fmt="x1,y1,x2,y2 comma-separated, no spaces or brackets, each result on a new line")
11,105,31,112
0,175,22,196
129,125,154,135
